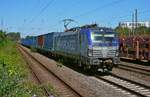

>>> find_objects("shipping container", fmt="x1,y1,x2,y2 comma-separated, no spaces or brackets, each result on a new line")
32,37,37,47
21,37,37,47
43,32,55,51
38,35,44,48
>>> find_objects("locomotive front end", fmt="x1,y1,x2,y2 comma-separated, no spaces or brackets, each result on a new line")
87,29,120,71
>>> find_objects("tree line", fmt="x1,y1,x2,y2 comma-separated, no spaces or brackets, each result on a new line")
115,26,150,36
0,30,20,42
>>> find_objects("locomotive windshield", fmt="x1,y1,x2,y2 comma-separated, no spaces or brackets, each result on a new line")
91,34,103,43
91,31,118,46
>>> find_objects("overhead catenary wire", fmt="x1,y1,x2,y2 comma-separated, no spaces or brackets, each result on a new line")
27,0,55,25
23,0,83,34
72,0,126,19
46,0,127,31
101,8,150,26
23,1,150,37
116,9,150,20
23,0,55,37
22,0,42,27
24,0,127,36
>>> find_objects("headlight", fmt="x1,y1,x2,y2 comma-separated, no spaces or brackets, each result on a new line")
115,51,119,56
88,49,93,56
88,52,92,56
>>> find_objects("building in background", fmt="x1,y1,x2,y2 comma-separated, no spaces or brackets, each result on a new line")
119,21,150,29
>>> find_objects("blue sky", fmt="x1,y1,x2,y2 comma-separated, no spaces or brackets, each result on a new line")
0,0,150,37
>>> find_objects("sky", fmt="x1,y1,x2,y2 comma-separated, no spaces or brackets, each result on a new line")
0,0,150,37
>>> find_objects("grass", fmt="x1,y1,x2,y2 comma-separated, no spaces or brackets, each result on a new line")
30,46,37,52
0,41,44,97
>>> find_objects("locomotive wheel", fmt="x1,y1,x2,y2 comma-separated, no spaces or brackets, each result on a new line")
106,63,113,71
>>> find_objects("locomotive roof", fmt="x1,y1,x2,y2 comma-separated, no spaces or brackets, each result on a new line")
65,24,114,32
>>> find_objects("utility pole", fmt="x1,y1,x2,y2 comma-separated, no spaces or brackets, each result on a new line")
135,9,138,35
132,12,134,36
135,9,140,60
1,17,4,31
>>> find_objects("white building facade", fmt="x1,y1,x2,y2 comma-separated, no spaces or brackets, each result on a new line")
119,21,150,29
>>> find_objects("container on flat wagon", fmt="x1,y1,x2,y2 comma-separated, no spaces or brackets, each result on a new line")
22,38,33,46
38,35,44,48
43,32,55,51
32,37,37,47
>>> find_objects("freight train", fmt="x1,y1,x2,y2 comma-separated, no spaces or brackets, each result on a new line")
119,35,150,63
21,24,120,72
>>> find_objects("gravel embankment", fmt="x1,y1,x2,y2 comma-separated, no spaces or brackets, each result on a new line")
121,61,150,71
22,46,135,97
113,67,150,87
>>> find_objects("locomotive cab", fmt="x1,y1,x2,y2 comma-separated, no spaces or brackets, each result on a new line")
84,28,120,71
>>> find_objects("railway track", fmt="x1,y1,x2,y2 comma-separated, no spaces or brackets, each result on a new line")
95,74,150,97
116,63,150,76
120,57,150,66
18,45,82,97
18,46,51,96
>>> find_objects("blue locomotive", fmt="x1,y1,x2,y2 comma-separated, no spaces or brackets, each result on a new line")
21,24,120,72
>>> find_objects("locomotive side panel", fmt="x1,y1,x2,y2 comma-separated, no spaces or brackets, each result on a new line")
79,30,89,58
54,32,80,58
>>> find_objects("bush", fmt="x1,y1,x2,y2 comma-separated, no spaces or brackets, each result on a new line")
30,46,37,52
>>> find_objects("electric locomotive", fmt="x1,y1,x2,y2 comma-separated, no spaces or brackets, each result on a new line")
54,24,120,72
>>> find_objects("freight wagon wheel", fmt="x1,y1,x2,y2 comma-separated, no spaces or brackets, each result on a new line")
78,61,82,67
81,64,88,71
90,66,98,73
82,65,87,71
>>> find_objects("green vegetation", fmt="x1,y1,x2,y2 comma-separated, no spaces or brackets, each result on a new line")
115,26,130,36
136,26,150,35
0,30,59,96
0,30,6,40
25,36,34,39
42,83,60,97
7,32,20,42
0,30,21,42
0,41,44,97
0,30,7,46
115,26,150,36
56,62,63,67
30,46,37,52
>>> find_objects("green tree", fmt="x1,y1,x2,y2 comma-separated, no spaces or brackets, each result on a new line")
7,32,20,41
145,27,150,34
25,35,34,39
0,30,7,42
115,26,130,36
136,26,147,35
